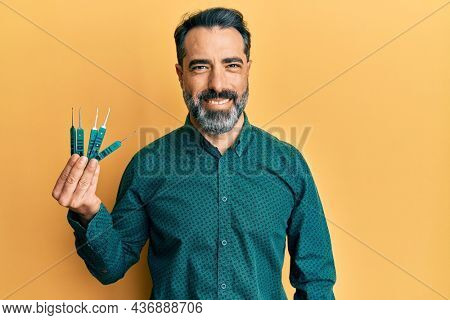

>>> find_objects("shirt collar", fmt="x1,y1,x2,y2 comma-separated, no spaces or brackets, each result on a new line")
183,111,253,157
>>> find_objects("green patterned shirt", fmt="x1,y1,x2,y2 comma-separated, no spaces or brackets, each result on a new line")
67,111,336,300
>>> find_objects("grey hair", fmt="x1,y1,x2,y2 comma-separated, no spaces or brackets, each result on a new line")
174,7,251,67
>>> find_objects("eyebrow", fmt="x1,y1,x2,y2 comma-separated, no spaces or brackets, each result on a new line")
188,57,244,69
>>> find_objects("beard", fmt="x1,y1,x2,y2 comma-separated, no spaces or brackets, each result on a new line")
182,84,249,135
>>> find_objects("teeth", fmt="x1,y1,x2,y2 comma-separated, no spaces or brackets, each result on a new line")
205,98,230,105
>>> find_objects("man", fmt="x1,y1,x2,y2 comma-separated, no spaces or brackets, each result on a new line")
52,7,336,300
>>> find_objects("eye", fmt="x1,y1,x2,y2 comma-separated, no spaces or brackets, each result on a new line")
228,64,241,68
192,66,207,70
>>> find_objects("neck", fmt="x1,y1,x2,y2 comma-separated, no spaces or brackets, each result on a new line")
189,112,245,155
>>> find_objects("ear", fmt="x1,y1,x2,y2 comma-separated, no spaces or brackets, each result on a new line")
175,63,183,87
247,59,252,76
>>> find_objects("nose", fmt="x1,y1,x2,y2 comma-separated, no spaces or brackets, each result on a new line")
208,66,226,94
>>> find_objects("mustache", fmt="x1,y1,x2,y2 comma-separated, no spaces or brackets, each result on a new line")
197,89,238,102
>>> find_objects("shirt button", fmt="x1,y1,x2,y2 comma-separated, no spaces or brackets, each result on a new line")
221,240,227,246
222,196,227,202
221,283,227,289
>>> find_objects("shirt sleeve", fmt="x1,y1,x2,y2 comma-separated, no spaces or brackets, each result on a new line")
66,155,149,285
286,153,337,299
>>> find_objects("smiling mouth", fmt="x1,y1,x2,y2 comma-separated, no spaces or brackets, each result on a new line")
203,98,231,106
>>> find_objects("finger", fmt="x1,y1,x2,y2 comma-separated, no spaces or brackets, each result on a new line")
52,154,80,200
84,164,100,198
71,158,99,207
80,165,100,212
58,156,89,207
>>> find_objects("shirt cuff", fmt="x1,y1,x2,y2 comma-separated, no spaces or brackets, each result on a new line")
84,203,113,256
66,203,108,242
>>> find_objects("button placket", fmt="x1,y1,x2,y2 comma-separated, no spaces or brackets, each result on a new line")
217,157,225,297
217,155,232,297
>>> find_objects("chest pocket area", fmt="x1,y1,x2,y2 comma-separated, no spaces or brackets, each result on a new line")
228,171,295,241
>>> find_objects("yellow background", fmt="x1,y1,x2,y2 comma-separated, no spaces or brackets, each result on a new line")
0,0,449,300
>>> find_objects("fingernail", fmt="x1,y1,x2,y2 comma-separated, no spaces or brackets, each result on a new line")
89,159,98,167
80,156,88,164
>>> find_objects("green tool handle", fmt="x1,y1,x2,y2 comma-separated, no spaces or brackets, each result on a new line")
76,128,84,156
90,127,106,159
70,127,77,155
95,141,122,161
87,128,98,159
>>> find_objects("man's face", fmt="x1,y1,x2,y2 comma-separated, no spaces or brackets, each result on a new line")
175,26,252,135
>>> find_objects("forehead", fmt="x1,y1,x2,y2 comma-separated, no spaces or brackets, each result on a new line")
183,26,245,60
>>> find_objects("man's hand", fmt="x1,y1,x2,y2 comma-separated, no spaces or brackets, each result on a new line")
52,154,101,225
